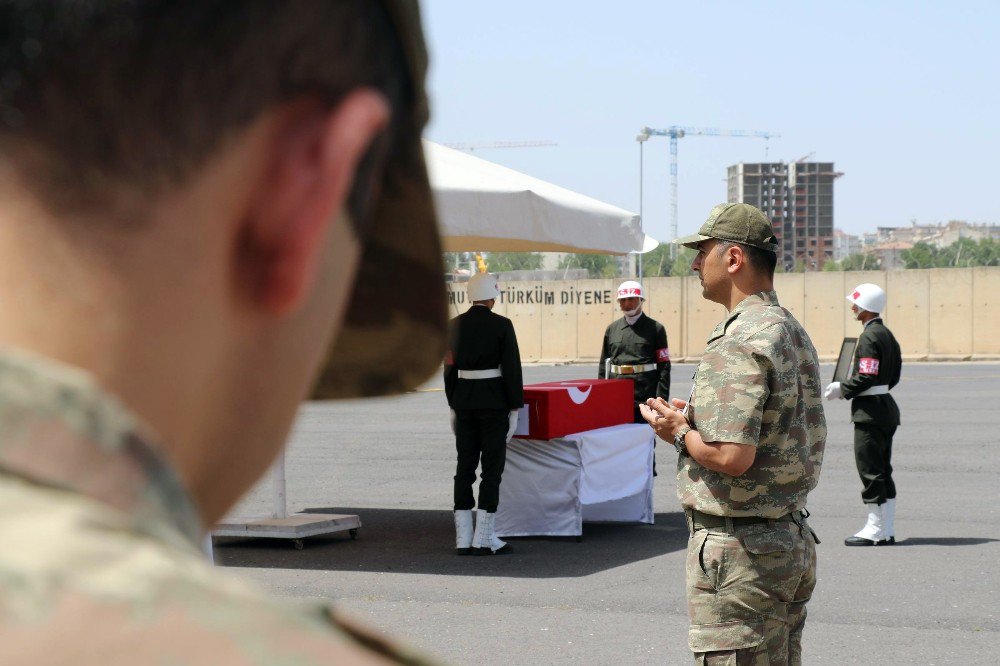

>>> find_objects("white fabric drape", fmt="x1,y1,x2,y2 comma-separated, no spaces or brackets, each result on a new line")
495,424,654,537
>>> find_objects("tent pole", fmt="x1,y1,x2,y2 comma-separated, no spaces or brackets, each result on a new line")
272,450,288,519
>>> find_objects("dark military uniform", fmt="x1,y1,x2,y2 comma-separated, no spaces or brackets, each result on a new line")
444,305,523,513
840,318,902,505
598,313,671,422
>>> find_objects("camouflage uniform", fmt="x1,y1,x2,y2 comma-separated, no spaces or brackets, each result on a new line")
0,348,433,665
680,291,826,664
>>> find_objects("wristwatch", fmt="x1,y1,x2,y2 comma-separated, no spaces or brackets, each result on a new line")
673,425,692,454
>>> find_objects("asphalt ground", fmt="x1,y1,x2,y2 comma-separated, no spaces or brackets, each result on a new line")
217,363,1000,665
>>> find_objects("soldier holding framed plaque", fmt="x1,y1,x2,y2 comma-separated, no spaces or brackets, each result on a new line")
833,337,858,382
825,284,902,547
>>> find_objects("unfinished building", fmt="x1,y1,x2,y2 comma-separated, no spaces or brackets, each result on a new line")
727,161,841,270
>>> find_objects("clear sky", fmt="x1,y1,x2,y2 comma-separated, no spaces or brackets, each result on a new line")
421,0,999,242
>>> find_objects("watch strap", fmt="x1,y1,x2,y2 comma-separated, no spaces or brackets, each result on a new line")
674,425,692,454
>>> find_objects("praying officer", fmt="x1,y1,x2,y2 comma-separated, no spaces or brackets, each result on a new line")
641,203,825,664
825,283,902,546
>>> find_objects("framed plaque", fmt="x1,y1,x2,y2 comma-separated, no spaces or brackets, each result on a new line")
833,337,858,383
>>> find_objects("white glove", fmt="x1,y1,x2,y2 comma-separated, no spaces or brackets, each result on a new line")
450,409,456,434
823,382,843,401
506,410,519,442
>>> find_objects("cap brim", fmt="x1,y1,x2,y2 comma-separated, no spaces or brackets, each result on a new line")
313,144,445,400
310,0,446,400
673,233,713,249
673,232,779,253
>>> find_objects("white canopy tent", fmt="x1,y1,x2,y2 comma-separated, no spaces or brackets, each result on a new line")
425,140,650,255
215,142,657,550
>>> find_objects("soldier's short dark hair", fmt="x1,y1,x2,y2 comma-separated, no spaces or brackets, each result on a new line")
0,0,408,227
716,240,778,278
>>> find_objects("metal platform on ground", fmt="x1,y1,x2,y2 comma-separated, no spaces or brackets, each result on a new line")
213,512,360,549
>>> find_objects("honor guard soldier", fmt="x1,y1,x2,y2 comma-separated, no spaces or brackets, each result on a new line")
641,203,826,664
825,283,902,546
444,273,524,555
0,1,444,663
598,280,671,423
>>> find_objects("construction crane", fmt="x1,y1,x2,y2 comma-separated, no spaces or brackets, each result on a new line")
442,140,557,152
640,126,780,257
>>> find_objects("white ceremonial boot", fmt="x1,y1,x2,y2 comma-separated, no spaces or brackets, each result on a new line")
844,503,893,546
471,509,510,555
454,510,474,555
883,498,896,542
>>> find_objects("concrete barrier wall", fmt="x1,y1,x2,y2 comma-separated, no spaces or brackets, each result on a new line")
973,268,1000,356
446,267,1000,362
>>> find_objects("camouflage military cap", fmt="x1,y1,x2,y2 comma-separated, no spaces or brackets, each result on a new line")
313,0,447,400
674,203,779,252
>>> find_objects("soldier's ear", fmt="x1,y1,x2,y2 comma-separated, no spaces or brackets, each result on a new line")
725,244,745,274
239,91,390,315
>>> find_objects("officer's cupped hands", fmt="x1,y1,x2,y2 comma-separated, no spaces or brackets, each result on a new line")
639,397,689,441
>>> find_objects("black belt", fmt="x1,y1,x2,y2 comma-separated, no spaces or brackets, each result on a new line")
685,507,802,534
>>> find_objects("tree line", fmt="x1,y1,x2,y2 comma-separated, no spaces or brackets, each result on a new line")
458,246,700,279
444,237,997,280
823,237,998,271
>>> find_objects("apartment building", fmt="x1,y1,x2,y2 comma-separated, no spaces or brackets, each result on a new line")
728,161,841,269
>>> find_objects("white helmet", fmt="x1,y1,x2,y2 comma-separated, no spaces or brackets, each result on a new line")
846,283,886,314
467,272,501,301
616,280,645,301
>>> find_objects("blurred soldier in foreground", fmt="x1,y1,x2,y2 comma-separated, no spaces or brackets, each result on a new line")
824,283,902,546
640,203,826,664
0,1,444,664
598,280,671,423
444,273,523,555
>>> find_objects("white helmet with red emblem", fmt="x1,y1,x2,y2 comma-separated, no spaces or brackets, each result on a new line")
616,280,645,301
846,283,886,315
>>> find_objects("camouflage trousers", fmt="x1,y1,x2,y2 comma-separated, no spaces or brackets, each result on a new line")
686,518,818,665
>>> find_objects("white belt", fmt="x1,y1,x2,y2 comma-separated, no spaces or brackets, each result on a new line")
457,368,502,379
610,363,657,375
856,385,889,397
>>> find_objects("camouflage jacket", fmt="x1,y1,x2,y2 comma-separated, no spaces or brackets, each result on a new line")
0,347,432,665
680,291,826,518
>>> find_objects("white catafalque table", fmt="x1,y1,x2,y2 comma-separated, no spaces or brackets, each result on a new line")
495,423,655,538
